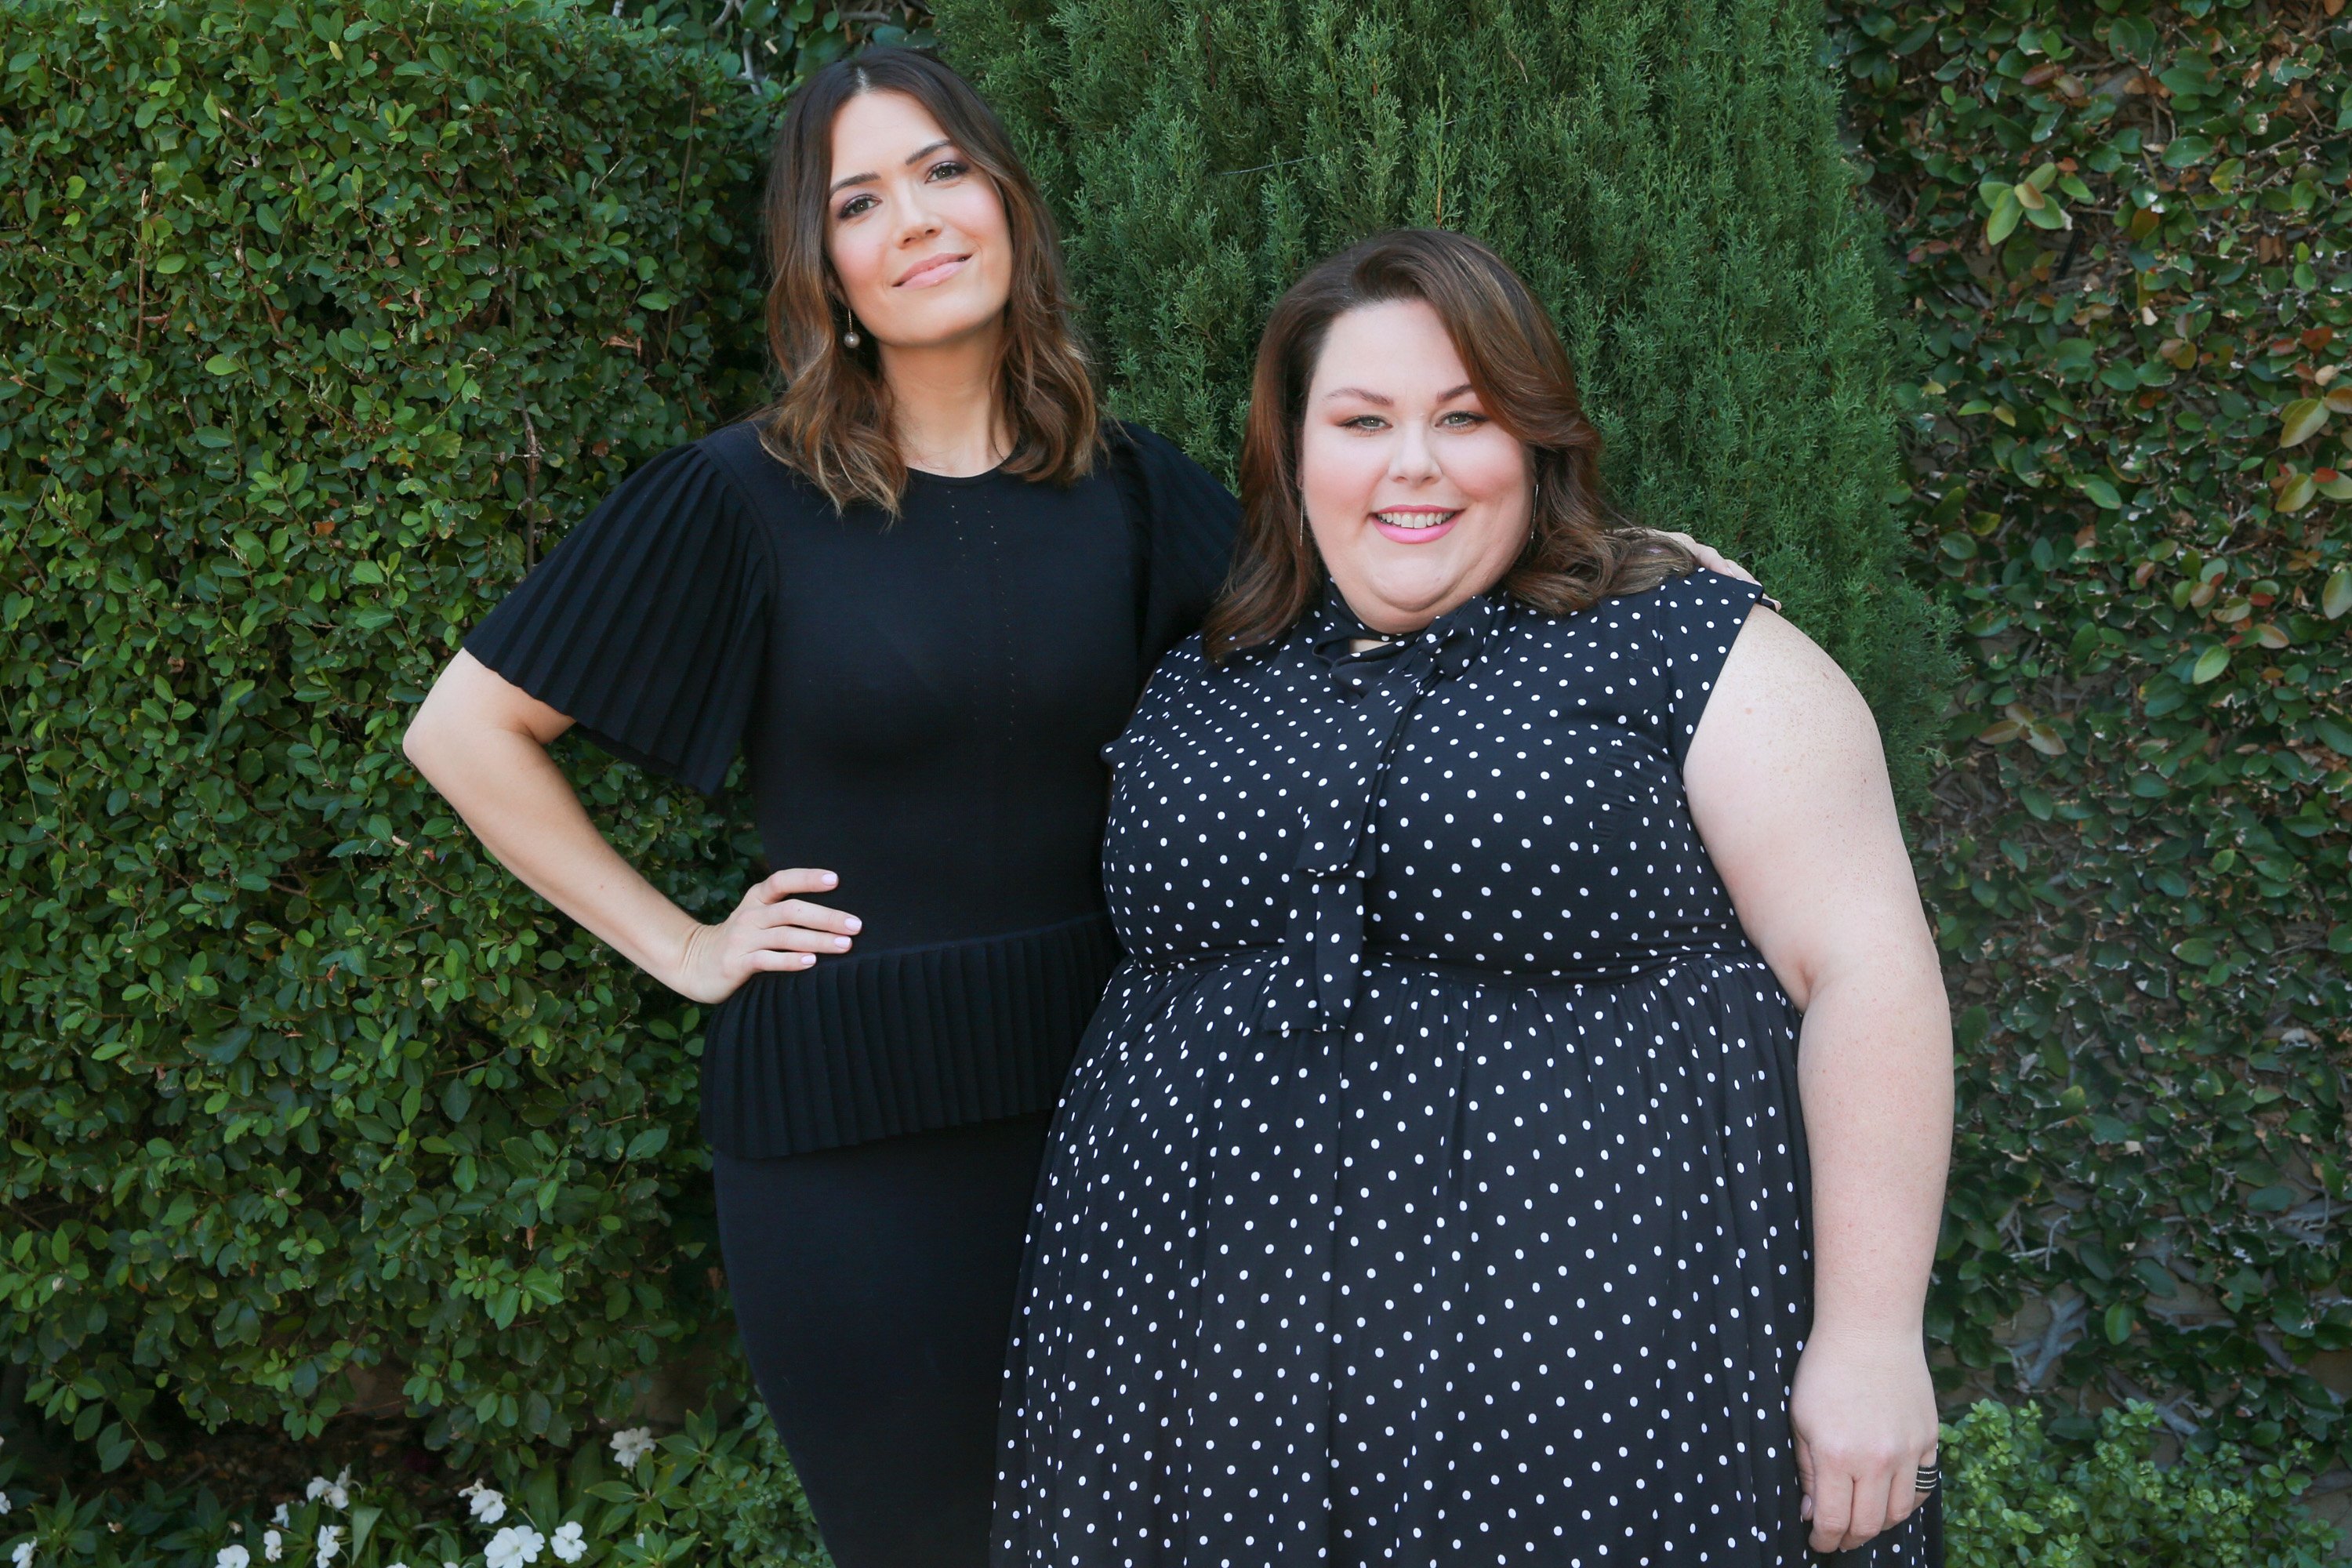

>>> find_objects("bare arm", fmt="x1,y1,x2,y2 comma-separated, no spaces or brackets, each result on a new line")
402,650,856,1005
1682,605,1952,1553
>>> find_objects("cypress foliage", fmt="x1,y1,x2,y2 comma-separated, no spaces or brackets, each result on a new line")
936,0,1956,800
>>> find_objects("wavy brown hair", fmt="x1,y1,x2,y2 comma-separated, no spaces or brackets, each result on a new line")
1203,228,1689,659
753,49,1097,514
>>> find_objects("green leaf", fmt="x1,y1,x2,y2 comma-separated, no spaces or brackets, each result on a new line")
2172,937,2216,965
2161,135,2215,168
2312,717,2352,758
625,1124,671,1160
2078,476,2122,510
2190,645,2230,684
1984,188,2022,246
203,351,240,376
2278,398,2328,448
2323,567,2352,620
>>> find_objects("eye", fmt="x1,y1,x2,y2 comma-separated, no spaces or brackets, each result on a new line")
1439,409,1486,428
927,158,971,181
1341,414,1388,431
836,191,877,221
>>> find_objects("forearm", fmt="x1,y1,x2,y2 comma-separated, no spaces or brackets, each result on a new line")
409,721,702,993
1795,949,1953,1341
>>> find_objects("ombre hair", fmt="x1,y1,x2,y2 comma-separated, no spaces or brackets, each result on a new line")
753,49,1097,514
1203,228,1688,659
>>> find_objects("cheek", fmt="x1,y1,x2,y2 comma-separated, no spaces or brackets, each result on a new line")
1298,429,1381,517
1454,429,1533,509
827,227,889,315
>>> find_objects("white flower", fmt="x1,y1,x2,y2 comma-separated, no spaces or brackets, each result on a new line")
316,1524,343,1563
0,1494,9,1516
303,1468,350,1511
270,1504,289,1528
458,1480,507,1526
263,1530,284,1563
11,1540,33,1568
484,1525,544,1568
608,1426,656,1468
550,1522,586,1563
217,1549,252,1568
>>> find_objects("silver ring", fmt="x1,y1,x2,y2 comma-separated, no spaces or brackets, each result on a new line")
1914,1464,1940,1494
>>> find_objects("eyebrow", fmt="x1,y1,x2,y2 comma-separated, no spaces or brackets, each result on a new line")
829,139,959,198
1321,382,1478,405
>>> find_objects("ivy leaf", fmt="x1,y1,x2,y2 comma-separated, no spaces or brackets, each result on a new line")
2278,398,2328,448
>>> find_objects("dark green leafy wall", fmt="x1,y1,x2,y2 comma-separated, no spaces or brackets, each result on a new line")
0,0,778,1474
934,0,1958,806
1824,0,2352,1472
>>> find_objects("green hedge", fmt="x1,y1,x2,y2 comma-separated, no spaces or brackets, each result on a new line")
1828,0,2352,1470
0,0,779,1475
933,0,1958,804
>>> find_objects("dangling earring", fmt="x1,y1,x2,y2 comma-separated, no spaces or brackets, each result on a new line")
841,321,862,349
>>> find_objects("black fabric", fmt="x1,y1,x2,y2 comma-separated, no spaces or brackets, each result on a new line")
712,1109,1055,1568
464,420,1238,1156
996,572,1940,1565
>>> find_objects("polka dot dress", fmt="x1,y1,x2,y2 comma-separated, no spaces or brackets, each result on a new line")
993,569,1939,1566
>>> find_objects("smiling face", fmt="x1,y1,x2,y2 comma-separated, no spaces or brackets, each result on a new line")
823,89,1013,354
1298,298,1535,636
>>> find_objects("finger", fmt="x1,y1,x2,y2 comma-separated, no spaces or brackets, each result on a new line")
1808,1468,1854,1555
1792,1432,1815,1523
750,867,840,903
742,947,820,972
1841,1461,1891,1551
759,898,862,935
1885,1457,1918,1530
750,924,857,955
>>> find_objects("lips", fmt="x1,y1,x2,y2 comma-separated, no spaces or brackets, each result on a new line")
1372,508,1461,543
895,252,971,289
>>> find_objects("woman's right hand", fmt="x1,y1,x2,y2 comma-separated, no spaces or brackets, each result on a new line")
670,868,862,1005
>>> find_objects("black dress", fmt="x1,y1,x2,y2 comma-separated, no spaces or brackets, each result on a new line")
993,572,1939,1566
461,419,1236,1568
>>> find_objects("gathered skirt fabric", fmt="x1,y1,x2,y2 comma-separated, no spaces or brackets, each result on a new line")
993,950,1937,1566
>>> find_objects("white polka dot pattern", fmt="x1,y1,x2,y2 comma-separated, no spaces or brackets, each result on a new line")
993,570,1938,1566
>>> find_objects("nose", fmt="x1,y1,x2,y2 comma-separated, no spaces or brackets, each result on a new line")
1390,416,1441,485
896,186,943,249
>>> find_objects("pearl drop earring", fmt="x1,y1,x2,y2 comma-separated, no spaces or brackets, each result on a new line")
842,324,862,349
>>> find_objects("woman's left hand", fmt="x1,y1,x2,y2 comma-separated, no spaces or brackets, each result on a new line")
1648,529,1759,587
1787,1326,1940,1553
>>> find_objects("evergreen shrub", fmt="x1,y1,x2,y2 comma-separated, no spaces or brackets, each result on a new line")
1944,1399,2340,1566
1828,0,2352,1472
934,0,1960,801
0,0,779,1479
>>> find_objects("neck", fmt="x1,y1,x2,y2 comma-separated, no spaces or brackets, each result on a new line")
880,318,1011,477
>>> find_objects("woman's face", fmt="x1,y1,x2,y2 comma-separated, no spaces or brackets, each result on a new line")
824,89,1012,354
1298,299,1534,636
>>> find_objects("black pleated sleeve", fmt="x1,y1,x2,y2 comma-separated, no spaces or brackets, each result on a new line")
1105,422,1241,667
464,444,771,798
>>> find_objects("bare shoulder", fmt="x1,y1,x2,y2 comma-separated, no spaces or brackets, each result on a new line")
1689,605,1885,782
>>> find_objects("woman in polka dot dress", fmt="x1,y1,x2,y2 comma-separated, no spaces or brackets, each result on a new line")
993,228,1954,1566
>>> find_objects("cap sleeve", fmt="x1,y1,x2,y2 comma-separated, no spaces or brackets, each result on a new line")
1654,567,1766,769
464,442,768,797
1105,422,1240,666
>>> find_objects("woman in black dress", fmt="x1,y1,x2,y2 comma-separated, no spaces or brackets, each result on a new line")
406,49,1751,1568
404,51,1236,1567
993,230,1953,1565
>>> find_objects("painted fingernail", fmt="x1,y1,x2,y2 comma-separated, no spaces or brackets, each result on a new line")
833,936,851,949
844,917,862,933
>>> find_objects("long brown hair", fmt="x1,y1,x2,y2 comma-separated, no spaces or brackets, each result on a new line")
753,49,1097,514
1203,228,1688,659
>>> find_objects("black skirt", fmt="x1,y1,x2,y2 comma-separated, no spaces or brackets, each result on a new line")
713,1109,1054,1568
